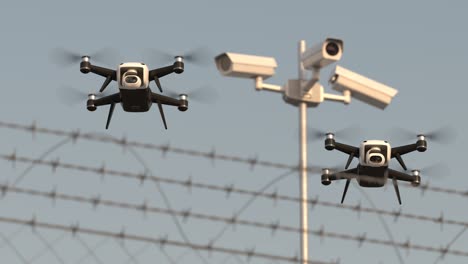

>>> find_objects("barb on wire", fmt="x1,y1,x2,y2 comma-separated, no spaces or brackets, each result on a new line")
0,215,338,264
3,184,468,258
0,120,466,199
2,153,468,231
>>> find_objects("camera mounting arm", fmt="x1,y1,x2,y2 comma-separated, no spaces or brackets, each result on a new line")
80,56,117,93
148,57,185,93
254,76,283,93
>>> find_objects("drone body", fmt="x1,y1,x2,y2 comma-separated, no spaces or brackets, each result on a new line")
81,56,188,129
321,133,427,204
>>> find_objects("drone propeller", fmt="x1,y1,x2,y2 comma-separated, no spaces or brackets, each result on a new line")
57,85,111,105
165,85,218,104
390,126,457,144
50,48,120,67
306,125,361,142
398,162,451,179
145,47,213,67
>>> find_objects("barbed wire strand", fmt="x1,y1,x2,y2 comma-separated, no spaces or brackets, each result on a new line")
74,237,109,264
354,182,404,264
1,120,466,199
30,230,67,264
3,131,197,264
2,153,468,231
210,169,296,244
0,215,338,264
128,147,212,264
0,231,29,264
2,184,468,258
433,227,467,264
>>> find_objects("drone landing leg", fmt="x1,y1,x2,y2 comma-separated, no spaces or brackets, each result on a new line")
105,103,115,129
392,176,402,205
341,179,351,204
155,99,168,130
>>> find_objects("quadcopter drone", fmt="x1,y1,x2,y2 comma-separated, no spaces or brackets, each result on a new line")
321,133,427,204
80,55,188,129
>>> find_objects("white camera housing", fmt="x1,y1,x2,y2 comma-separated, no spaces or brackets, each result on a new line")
329,66,398,109
118,63,149,90
359,140,390,167
215,52,277,79
301,38,343,69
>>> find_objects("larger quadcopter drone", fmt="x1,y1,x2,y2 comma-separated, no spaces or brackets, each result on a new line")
321,133,427,204
79,55,188,129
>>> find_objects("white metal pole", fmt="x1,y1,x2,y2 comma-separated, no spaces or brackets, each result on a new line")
298,40,309,264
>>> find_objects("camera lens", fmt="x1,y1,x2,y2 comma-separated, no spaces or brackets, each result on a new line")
125,76,138,83
370,156,382,163
325,42,340,56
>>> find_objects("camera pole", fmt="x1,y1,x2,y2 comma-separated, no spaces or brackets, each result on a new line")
298,40,309,264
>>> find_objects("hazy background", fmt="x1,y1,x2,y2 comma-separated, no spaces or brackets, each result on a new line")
0,0,467,263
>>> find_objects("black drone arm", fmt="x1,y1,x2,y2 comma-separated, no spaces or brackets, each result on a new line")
387,168,416,183
148,60,184,93
325,139,359,169
80,60,117,93
391,142,423,170
149,65,175,80
150,92,188,130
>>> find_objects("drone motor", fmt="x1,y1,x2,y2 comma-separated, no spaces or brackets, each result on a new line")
174,56,184,74
416,135,427,152
411,170,421,186
324,133,336,150
80,56,91,73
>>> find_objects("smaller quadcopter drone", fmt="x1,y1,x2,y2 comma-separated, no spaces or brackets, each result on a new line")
81,55,188,129
321,133,427,204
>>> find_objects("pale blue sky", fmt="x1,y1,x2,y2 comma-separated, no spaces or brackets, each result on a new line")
0,0,467,263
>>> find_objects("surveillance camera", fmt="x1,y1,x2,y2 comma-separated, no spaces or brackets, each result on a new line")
214,52,277,79
118,63,149,89
329,66,398,109
301,38,343,69
359,140,390,167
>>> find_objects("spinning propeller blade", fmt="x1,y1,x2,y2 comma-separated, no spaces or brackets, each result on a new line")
306,125,361,142
57,86,112,105
400,162,451,179
50,48,121,67
145,47,213,67
390,126,457,144
165,85,218,104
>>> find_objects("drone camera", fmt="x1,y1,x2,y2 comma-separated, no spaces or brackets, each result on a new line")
87,94,96,111
360,140,390,167
118,63,149,89
416,135,427,152
174,56,184,74
214,52,277,79
321,169,332,185
301,38,343,69
411,170,421,186
178,94,188,111
324,133,336,150
329,66,398,109
80,56,91,74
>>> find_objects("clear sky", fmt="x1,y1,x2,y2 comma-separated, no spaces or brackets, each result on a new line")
0,0,467,263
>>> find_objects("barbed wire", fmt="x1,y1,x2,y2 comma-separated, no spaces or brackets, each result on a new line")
0,215,338,264
1,120,467,199
2,153,467,231
2,184,468,258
